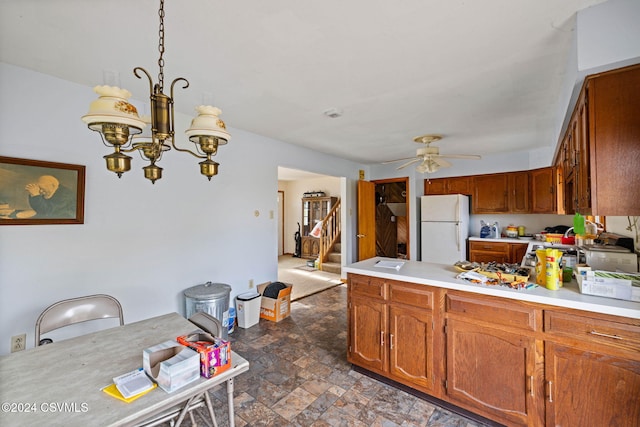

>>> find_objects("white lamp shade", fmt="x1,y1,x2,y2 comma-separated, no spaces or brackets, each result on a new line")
185,105,231,143
81,85,146,132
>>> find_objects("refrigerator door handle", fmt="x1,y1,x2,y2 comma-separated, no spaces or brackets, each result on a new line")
456,223,460,252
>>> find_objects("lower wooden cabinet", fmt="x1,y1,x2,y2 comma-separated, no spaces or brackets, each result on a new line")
347,272,640,427
347,275,437,394
301,236,319,258
544,342,640,427
468,240,527,264
445,319,541,426
389,305,433,390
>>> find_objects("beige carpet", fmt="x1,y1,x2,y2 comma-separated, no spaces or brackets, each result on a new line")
278,255,343,301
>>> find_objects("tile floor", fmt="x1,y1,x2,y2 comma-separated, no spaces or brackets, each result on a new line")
170,285,492,427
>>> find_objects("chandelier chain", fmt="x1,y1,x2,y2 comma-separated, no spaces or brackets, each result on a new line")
157,0,165,91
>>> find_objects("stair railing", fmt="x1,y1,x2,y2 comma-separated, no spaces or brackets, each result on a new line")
318,198,341,269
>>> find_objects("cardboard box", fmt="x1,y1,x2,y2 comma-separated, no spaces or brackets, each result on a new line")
176,331,231,378
257,282,292,322
143,340,200,393
578,270,640,302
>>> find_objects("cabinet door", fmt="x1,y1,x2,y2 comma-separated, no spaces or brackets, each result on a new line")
575,91,591,213
530,167,557,214
473,174,508,213
348,295,387,373
424,178,447,195
545,342,640,427
447,176,471,195
510,243,528,264
508,171,530,213
468,241,509,264
446,319,540,426
389,305,434,391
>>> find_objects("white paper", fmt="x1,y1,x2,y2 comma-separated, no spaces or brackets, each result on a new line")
113,368,155,399
374,260,405,270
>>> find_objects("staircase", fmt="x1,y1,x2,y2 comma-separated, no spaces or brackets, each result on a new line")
318,198,342,275
321,241,342,275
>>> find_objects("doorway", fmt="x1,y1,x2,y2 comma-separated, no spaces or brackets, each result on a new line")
374,178,410,259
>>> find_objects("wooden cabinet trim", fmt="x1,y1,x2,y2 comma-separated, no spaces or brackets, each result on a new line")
445,292,539,332
388,280,434,310
544,310,640,352
348,273,386,300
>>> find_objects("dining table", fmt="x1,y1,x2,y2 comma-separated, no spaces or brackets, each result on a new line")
0,312,249,427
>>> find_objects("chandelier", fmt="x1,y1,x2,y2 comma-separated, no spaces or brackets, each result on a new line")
81,0,230,184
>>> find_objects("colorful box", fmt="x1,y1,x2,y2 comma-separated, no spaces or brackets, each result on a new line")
143,340,200,393
177,331,231,378
257,282,292,322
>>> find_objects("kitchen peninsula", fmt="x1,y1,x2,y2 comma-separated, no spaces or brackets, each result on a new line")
344,257,640,427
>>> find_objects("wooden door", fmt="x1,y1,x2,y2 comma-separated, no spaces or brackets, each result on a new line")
389,305,434,391
357,180,376,260
473,174,508,213
348,295,387,373
447,176,471,195
445,319,539,426
530,167,556,213
545,341,640,427
508,171,530,213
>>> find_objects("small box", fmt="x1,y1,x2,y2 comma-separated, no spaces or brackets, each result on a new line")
578,270,640,302
257,282,292,322
177,331,231,378
143,340,200,393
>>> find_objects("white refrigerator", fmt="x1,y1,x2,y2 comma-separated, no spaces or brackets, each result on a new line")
421,194,469,264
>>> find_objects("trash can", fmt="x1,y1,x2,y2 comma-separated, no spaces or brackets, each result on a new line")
184,282,232,339
236,291,261,329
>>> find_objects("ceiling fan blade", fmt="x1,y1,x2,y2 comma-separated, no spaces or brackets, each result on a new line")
431,157,452,168
396,158,421,170
436,154,482,160
381,156,418,165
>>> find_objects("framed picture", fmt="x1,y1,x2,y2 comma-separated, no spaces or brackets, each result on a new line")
0,156,85,225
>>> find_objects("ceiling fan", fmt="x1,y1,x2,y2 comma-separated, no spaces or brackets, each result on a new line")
383,134,481,173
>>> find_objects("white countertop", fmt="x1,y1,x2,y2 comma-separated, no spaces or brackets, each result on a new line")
344,257,640,319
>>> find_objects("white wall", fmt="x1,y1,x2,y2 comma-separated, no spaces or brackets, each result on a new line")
0,63,365,354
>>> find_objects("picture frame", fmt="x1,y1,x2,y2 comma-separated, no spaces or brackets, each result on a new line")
0,156,85,225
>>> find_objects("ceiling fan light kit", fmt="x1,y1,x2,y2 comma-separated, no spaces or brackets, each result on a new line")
383,134,481,174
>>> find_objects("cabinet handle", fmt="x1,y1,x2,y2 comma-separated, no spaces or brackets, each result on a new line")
529,376,534,397
548,381,553,403
357,234,366,238
380,331,384,347
589,330,623,340
390,334,394,350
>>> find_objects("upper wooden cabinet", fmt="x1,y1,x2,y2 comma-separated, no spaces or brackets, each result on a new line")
426,167,557,214
424,176,472,196
554,64,640,215
473,172,530,214
530,167,558,214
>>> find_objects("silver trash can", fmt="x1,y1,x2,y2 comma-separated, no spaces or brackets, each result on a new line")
184,282,232,339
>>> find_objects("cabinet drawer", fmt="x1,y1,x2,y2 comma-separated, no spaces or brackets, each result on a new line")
446,292,538,332
348,274,386,299
388,281,434,310
469,241,509,253
544,310,640,352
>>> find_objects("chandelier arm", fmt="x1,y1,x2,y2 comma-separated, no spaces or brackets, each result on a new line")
170,140,207,159
170,77,189,94
133,67,154,94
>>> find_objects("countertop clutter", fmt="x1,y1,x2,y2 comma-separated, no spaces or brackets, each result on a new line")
344,257,640,319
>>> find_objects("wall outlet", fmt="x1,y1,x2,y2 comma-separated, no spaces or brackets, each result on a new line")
249,279,254,289
11,333,26,353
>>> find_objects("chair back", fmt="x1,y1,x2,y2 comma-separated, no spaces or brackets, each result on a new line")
35,294,124,346
188,312,223,338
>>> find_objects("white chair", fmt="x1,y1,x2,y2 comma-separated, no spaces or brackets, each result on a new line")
34,294,124,346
